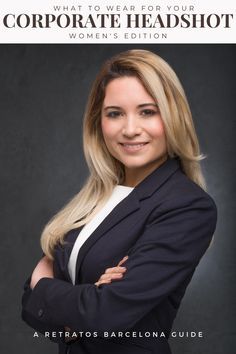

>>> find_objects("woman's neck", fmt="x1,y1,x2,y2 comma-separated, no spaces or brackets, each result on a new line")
123,155,168,187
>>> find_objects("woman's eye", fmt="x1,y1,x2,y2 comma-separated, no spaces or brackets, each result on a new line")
106,111,122,118
140,109,157,116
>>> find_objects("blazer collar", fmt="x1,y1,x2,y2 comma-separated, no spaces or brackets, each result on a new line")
65,157,181,284
135,157,181,200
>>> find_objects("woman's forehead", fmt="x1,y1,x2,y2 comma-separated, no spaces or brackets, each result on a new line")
103,77,155,107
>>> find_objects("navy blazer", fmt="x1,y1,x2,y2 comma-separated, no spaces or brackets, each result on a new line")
21,158,217,354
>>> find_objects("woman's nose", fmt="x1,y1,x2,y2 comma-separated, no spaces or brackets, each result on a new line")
122,116,142,137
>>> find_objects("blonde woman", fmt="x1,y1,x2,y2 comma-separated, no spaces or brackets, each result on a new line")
21,49,217,354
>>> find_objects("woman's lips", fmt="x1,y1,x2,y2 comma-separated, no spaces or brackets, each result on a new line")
119,142,149,152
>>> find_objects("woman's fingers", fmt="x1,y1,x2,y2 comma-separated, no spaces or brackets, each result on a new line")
98,268,126,283
105,266,127,274
118,255,129,266
103,255,129,274
94,279,111,286
94,256,129,287
99,272,124,281
95,274,122,287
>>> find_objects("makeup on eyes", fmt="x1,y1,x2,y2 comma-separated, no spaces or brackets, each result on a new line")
103,103,159,118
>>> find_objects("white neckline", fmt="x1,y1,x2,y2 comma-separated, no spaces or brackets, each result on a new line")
68,183,134,284
115,184,134,190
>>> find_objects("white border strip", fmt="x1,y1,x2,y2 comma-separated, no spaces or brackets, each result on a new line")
0,0,236,43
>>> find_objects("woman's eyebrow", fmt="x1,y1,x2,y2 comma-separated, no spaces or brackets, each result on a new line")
103,103,158,111
103,106,121,111
138,103,158,108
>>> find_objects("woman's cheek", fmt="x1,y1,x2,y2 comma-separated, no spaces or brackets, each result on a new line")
148,118,165,137
102,120,118,141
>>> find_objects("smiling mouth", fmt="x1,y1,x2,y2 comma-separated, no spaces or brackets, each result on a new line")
119,142,149,152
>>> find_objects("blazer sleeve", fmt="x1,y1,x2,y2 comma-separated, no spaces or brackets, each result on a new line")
21,257,66,343
22,194,217,333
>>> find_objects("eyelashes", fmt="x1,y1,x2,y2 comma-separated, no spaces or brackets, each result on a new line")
106,111,123,118
140,109,158,116
106,109,159,118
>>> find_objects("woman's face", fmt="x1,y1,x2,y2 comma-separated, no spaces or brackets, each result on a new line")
101,76,168,185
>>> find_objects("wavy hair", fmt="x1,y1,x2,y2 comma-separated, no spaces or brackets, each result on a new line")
41,49,206,259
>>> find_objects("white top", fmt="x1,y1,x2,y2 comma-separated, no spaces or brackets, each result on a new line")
68,185,134,285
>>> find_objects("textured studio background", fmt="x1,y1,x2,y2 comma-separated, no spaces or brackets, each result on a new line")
0,44,235,354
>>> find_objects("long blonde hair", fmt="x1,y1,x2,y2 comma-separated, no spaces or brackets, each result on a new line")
41,49,206,259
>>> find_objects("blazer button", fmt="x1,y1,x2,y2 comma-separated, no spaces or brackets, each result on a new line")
38,309,44,317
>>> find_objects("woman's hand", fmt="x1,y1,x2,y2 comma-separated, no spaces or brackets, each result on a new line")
64,256,128,337
30,256,54,290
94,256,128,287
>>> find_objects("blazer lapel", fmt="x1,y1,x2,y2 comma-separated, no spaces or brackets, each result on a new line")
74,191,140,283
73,157,181,284
54,227,83,282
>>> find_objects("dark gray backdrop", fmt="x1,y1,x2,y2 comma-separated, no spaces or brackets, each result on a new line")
0,44,235,354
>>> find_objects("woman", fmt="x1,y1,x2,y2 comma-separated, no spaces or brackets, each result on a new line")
21,49,217,354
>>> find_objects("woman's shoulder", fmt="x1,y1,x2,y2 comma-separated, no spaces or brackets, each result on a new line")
163,167,215,204
147,168,217,222
143,170,217,241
